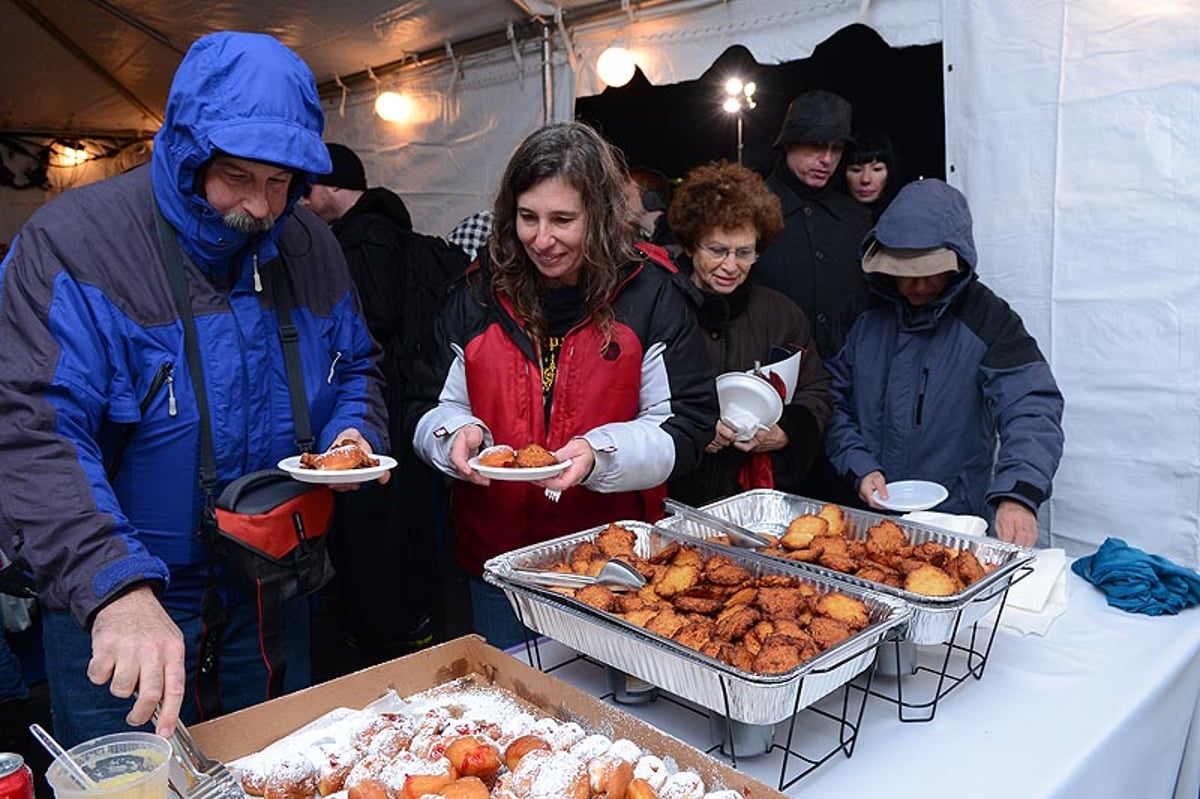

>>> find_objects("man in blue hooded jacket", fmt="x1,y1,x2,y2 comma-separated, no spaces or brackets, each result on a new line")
0,32,388,744
824,179,1064,547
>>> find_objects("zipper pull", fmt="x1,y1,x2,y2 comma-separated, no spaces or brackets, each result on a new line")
327,351,342,384
252,253,262,293
166,367,177,417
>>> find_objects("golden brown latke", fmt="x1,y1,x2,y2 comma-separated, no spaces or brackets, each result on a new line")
904,564,960,596
514,443,558,468
547,524,884,676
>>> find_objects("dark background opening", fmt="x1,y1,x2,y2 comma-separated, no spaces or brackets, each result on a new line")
576,24,944,190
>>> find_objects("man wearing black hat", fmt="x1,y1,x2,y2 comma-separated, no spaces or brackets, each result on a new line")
752,89,872,360
303,143,468,667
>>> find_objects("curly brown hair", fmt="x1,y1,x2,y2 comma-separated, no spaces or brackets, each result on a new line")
489,122,638,347
667,160,784,253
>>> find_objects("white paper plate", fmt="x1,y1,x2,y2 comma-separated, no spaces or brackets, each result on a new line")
872,480,949,512
716,372,784,441
278,454,397,485
468,454,571,481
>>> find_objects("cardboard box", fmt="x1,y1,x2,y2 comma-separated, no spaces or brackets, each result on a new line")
190,634,786,798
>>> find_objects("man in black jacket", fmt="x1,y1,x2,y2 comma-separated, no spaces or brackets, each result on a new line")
751,91,871,507
303,144,468,665
752,90,872,361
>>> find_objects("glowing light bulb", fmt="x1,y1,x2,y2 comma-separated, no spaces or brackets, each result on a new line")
374,91,412,122
724,77,743,97
597,47,636,88
723,98,742,114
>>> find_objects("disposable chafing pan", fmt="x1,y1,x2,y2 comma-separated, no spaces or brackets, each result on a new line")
484,521,910,726
656,489,1034,644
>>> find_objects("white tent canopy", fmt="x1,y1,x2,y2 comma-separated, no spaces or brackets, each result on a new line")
2,0,1198,568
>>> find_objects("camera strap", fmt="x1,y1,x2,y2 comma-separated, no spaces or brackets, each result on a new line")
153,204,314,717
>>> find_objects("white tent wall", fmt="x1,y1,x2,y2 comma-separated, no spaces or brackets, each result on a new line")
945,0,1200,568
320,41,575,236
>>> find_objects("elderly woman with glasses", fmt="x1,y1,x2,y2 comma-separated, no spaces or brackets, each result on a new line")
666,160,833,504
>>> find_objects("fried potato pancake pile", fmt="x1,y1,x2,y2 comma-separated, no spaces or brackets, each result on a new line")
757,507,994,597
545,524,873,675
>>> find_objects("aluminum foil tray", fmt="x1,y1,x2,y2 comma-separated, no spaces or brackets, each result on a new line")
656,490,1034,645
483,521,910,726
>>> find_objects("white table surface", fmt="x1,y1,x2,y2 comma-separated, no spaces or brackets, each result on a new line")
511,573,1200,799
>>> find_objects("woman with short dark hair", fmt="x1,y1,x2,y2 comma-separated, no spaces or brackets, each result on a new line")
843,129,898,222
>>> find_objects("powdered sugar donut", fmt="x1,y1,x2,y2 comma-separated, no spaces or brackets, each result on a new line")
633,755,668,791
606,738,642,764
659,771,705,799
262,752,317,799
587,753,633,799
547,721,586,752
506,750,589,799
569,733,613,761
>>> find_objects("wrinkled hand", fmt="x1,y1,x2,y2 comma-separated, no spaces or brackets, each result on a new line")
732,423,789,454
704,420,740,455
450,424,490,485
994,499,1039,547
859,470,889,509
535,437,596,494
88,585,185,737
328,427,390,491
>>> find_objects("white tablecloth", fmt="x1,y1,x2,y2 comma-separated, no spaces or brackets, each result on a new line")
512,573,1200,799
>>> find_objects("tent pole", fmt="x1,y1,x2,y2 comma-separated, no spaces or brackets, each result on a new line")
541,24,553,124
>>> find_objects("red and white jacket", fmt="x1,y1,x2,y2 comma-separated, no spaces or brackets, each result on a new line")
410,246,718,575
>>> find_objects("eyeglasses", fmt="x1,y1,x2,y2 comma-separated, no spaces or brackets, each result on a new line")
700,242,758,265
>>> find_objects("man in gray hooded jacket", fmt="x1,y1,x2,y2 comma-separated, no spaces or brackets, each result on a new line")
824,179,1064,546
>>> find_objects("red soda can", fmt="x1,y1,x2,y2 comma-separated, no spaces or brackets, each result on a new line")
0,753,33,799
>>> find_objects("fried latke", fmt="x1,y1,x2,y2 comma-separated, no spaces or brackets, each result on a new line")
703,554,752,586
756,586,805,620
903,564,960,596
809,616,854,649
575,584,617,612
815,593,870,629
514,443,558,468
714,605,761,640
751,636,804,674
653,564,700,598
866,519,908,557
780,514,828,550
596,523,638,559
954,549,987,584
817,503,849,538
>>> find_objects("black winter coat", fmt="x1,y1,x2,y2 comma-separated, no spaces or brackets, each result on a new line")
752,162,872,358
669,268,833,505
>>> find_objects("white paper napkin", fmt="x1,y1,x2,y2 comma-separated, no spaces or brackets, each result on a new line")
901,511,988,536
987,548,1070,636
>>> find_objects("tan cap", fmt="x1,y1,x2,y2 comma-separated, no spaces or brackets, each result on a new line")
862,241,960,278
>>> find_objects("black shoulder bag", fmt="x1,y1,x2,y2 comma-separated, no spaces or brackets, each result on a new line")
154,207,335,714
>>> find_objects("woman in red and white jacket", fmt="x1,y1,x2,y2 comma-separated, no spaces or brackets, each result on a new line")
409,122,717,647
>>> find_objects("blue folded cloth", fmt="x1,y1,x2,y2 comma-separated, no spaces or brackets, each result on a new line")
1071,537,1200,616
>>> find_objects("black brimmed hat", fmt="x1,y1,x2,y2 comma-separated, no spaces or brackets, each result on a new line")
773,90,854,150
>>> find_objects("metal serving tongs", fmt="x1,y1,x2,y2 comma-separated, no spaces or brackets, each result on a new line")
152,711,244,799
510,558,646,592
663,497,771,549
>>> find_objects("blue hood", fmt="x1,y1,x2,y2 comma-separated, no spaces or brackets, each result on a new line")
151,31,332,272
862,179,978,328
863,178,977,269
